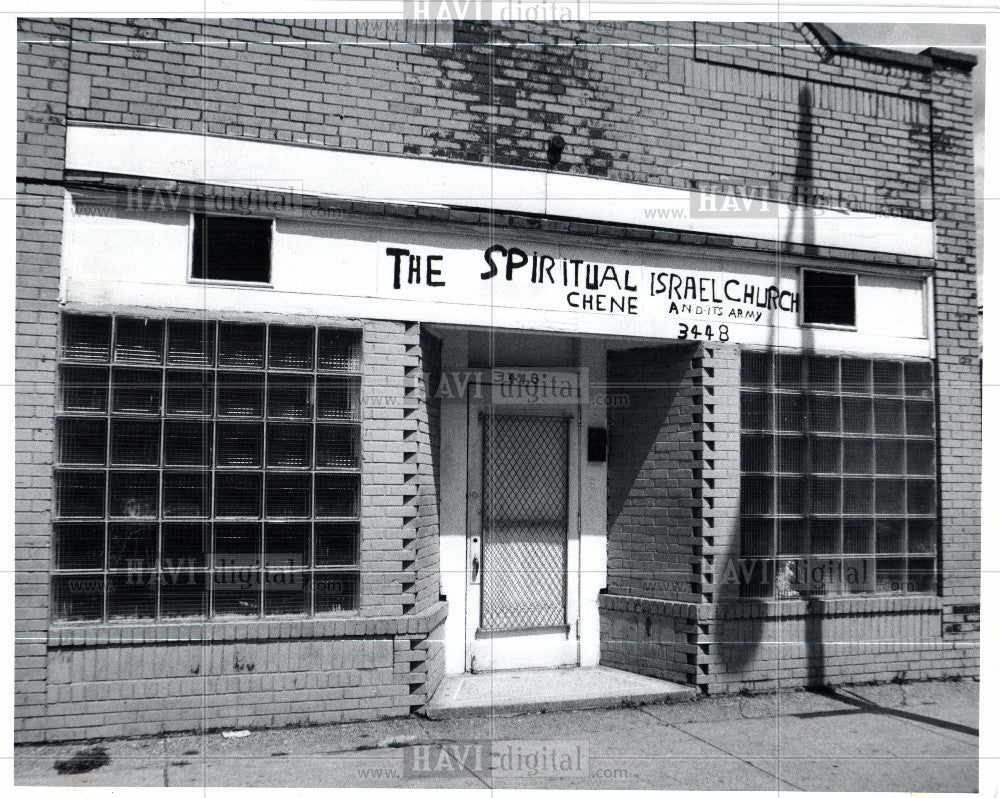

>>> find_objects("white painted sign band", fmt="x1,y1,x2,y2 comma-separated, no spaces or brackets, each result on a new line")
60,198,933,357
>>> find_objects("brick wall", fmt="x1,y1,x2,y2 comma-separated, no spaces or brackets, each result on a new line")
605,344,702,603
704,596,976,694
15,188,63,741
16,17,71,742
600,344,701,683
417,330,443,610
46,637,406,736
361,320,425,617
598,595,698,685
52,18,938,219
688,22,933,217
33,604,446,742
925,57,981,642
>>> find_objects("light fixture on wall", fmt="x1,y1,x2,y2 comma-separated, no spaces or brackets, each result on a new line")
546,134,565,167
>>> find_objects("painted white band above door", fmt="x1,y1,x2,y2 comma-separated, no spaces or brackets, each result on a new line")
65,124,935,259
60,196,933,357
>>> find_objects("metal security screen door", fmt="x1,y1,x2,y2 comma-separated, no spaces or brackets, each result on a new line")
480,414,569,631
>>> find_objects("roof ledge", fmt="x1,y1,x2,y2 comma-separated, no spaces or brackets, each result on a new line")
806,23,977,73
921,46,978,70
836,42,934,70
806,22,844,50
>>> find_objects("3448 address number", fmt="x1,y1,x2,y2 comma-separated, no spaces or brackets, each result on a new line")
677,323,729,342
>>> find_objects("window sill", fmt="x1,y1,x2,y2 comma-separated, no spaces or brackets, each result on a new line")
187,278,273,289
716,593,941,620
48,601,448,648
798,322,858,331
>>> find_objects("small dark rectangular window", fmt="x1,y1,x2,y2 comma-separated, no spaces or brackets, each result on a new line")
802,270,856,327
191,215,272,283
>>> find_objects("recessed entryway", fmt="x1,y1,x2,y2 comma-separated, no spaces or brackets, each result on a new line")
434,327,609,677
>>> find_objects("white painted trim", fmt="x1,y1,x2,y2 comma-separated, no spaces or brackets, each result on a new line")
65,125,935,259
577,338,607,668
464,397,581,672
59,194,934,359
439,334,470,676
436,339,605,675
798,267,860,331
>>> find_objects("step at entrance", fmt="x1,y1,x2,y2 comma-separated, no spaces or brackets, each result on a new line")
423,666,698,720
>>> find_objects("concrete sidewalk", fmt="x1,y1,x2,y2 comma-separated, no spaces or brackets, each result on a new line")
13,680,978,790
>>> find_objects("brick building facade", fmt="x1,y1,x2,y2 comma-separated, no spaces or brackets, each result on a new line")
16,18,979,742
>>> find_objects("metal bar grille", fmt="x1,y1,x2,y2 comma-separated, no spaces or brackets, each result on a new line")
480,414,569,632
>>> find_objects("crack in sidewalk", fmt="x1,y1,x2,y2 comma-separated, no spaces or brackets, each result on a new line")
638,706,803,791
414,716,493,788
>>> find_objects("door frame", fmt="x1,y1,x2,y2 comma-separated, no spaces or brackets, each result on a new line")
464,380,582,672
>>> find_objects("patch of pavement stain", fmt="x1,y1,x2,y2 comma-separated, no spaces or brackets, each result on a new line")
54,746,110,775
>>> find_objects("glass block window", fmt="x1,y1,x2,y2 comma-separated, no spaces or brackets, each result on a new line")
739,351,937,598
53,313,363,622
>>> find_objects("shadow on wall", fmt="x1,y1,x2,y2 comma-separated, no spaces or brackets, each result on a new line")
717,85,825,684
606,343,701,605
714,555,765,674
791,83,825,688
606,351,682,530
785,85,819,257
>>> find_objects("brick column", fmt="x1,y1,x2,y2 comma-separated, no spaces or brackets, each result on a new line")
696,344,742,691
599,343,703,684
361,319,442,618
925,52,980,652
16,19,71,742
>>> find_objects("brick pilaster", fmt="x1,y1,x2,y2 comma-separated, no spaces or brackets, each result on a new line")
16,17,71,741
